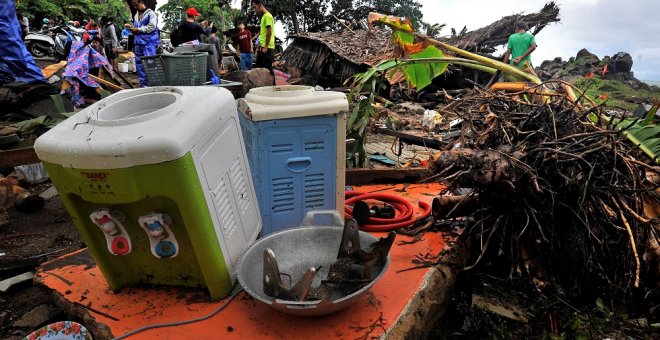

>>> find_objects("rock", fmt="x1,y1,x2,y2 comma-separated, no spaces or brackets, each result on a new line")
39,185,59,200
223,68,275,98
12,305,59,328
551,69,564,79
395,102,425,115
609,51,633,73
0,311,7,325
605,72,634,82
576,48,599,61
0,272,34,292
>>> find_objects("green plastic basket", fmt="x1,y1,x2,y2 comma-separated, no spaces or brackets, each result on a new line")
142,52,208,86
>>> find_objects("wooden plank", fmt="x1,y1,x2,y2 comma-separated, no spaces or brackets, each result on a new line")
111,67,136,89
346,168,428,185
89,74,124,92
0,147,40,169
41,61,67,79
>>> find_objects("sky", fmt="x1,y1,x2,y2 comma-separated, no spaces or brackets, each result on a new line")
417,0,660,80
157,0,659,80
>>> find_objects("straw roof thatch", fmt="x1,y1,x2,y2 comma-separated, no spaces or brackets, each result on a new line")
281,28,394,86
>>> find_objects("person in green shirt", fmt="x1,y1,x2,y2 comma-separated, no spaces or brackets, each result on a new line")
503,21,537,76
251,0,275,82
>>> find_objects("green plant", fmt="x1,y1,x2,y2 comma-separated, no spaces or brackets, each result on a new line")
345,12,544,168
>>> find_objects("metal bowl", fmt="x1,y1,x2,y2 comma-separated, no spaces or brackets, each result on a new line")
237,211,390,316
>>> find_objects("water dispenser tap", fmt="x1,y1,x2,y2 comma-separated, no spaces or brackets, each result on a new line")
139,213,179,259
90,209,132,256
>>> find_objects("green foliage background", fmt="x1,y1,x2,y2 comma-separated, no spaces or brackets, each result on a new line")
17,0,132,27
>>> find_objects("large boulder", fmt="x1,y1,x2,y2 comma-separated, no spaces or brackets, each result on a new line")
223,68,275,98
575,48,601,67
608,52,633,73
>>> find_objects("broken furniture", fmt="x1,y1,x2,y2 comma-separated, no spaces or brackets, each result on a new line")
33,86,261,300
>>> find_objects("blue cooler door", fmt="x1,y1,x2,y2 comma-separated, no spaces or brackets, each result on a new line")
301,125,336,221
263,118,336,234
265,129,302,234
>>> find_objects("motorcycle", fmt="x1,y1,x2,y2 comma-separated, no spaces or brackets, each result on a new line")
25,26,81,61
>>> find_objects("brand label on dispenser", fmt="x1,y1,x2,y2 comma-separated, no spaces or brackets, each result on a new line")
80,171,118,196
81,171,110,181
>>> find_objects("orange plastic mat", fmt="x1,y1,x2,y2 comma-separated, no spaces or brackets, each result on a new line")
37,183,450,339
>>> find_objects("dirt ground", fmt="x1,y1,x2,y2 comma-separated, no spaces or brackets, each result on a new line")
0,185,84,339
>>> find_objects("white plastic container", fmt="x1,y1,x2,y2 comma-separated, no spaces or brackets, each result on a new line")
34,87,261,300
118,63,129,73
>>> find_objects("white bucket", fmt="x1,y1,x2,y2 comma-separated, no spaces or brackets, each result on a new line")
118,63,129,73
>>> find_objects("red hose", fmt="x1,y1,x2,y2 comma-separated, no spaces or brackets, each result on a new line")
345,191,432,232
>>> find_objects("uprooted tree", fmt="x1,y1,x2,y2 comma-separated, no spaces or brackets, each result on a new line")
347,10,659,314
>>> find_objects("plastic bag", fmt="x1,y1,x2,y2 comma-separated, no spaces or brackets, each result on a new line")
14,163,49,184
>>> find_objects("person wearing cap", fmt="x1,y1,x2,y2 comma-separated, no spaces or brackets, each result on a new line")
131,0,159,87
180,7,212,44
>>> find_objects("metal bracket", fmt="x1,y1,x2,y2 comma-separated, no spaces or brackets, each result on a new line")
263,249,316,301
262,218,396,302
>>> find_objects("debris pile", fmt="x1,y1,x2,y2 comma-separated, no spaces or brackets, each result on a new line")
424,85,658,304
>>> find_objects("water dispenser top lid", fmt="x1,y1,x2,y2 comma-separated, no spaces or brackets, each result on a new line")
237,85,348,122
34,86,237,169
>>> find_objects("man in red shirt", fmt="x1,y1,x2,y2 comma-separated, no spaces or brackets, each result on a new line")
233,23,253,70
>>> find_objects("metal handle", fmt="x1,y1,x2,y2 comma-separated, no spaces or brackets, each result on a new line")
286,157,312,173
300,210,343,228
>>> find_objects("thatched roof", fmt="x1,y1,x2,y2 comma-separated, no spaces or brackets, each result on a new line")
281,28,395,86
446,2,560,54
287,28,394,66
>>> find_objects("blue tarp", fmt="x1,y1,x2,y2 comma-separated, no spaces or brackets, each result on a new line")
0,0,47,85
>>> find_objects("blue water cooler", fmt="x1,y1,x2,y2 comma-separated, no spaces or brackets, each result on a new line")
237,86,348,235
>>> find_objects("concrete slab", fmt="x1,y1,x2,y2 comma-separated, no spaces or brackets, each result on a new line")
35,184,462,339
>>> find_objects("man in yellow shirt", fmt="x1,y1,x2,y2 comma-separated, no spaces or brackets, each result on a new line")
251,0,275,82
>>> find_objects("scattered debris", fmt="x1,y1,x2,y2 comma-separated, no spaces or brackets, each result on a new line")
425,85,656,300
472,294,530,323
12,304,59,329
39,186,59,200
0,272,35,293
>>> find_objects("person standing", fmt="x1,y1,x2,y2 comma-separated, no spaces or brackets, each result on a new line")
101,16,119,70
208,26,222,59
251,0,275,80
131,0,159,87
180,8,212,45
16,10,28,39
233,23,253,71
503,21,537,75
